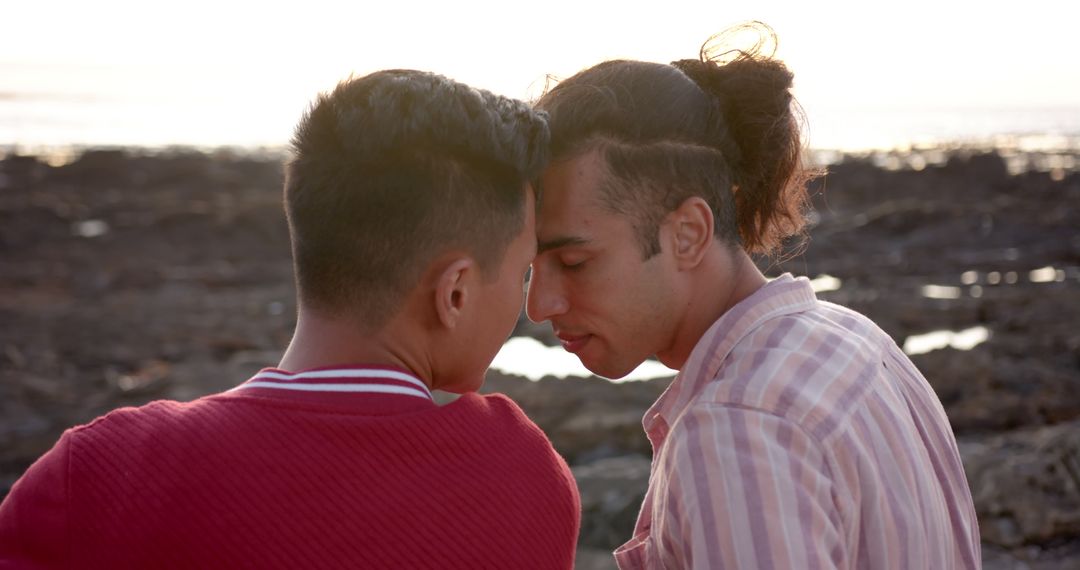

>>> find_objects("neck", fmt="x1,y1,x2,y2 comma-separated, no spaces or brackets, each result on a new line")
278,306,435,388
656,245,766,370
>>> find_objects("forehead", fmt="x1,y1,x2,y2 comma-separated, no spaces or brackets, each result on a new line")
536,150,611,235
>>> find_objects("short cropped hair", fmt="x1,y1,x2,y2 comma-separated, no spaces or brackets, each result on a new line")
285,69,549,327
536,23,813,259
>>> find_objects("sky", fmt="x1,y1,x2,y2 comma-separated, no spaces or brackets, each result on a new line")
3,0,1079,150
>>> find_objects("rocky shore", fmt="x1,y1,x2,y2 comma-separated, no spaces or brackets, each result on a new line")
1,146,1078,568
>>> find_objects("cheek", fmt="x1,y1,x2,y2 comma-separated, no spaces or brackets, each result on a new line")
614,263,674,331
572,265,640,325
607,255,655,300
500,274,527,323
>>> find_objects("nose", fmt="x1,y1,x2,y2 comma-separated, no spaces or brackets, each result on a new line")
525,265,569,323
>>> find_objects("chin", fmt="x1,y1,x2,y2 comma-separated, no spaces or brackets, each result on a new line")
583,357,640,381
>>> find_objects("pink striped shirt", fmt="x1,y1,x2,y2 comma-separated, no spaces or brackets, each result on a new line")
614,274,981,569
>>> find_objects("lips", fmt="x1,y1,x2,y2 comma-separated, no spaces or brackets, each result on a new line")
555,330,592,354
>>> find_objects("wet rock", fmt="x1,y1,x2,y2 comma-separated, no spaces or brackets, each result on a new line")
942,151,1011,187
572,455,651,550
53,149,132,187
574,547,618,570
106,359,172,396
0,154,48,187
913,343,1080,434
960,420,1080,548
982,542,1080,570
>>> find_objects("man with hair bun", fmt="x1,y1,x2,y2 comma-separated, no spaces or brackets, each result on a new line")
527,24,979,569
0,69,580,568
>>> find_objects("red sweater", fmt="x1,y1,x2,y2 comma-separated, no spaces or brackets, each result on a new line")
0,366,580,569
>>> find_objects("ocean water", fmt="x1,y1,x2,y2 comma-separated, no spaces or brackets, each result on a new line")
806,106,1080,153
3,63,1080,154
0,61,311,152
0,92,299,152
5,96,1079,154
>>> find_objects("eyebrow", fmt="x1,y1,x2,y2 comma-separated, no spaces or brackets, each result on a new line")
537,236,589,255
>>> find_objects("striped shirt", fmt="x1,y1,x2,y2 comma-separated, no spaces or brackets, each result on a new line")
614,274,981,569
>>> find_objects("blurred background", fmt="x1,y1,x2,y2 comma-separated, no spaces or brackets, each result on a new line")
2,1,1079,568
4,0,1080,152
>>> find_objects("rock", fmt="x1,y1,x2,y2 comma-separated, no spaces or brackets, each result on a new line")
53,149,132,186
982,542,1080,570
942,151,1011,187
574,547,618,570
0,154,48,187
960,420,1080,548
2,146,1079,568
913,342,1080,434
572,455,652,550
106,359,172,396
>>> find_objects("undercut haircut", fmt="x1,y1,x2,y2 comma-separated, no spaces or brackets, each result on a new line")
285,69,549,328
536,22,814,259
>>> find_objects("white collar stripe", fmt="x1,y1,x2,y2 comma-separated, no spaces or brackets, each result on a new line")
237,381,432,400
253,369,430,395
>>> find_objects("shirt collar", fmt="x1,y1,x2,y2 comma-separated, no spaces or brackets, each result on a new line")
643,273,819,433
227,364,436,410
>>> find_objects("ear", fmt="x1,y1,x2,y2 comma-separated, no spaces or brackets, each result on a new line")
666,196,714,270
433,257,475,329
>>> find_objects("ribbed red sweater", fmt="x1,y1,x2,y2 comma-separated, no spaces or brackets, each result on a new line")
0,366,581,569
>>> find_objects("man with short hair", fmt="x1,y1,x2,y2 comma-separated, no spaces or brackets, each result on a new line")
526,42,979,569
0,69,580,569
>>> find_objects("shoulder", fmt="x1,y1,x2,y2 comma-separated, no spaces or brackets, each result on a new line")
451,391,527,416
700,302,890,441
447,392,573,471
68,398,211,439
449,392,533,423
447,392,558,450
59,397,238,469
65,399,180,442
447,392,580,498
73,398,189,429
732,301,885,366
442,393,581,562
0,399,200,560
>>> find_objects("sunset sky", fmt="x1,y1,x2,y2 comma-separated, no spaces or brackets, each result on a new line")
4,0,1079,149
